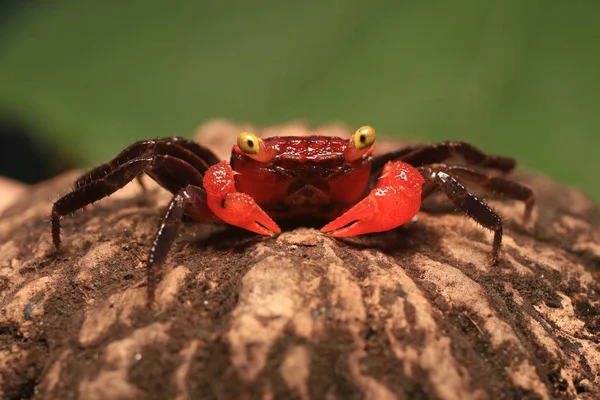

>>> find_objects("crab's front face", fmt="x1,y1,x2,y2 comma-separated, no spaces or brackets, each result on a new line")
230,127,376,220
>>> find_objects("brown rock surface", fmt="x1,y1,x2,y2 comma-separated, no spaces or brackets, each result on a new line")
0,176,27,215
0,120,599,399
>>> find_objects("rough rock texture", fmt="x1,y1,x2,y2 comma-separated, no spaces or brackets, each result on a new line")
0,120,599,400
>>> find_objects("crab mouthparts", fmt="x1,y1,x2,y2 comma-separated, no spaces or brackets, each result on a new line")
284,182,331,207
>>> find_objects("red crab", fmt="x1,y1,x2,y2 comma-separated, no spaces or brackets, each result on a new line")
51,126,534,306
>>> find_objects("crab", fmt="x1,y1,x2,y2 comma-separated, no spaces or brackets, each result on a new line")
51,126,534,306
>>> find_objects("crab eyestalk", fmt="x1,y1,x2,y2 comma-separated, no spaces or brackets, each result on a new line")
344,125,376,161
234,131,276,162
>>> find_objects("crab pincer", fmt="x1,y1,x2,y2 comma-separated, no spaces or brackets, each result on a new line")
203,160,281,236
321,161,424,237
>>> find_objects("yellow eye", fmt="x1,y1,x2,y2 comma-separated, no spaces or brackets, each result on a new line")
353,125,376,149
237,131,260,155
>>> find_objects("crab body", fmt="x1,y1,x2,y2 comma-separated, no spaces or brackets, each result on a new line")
202,127,426,237
231,136,375,220
51,125,534,307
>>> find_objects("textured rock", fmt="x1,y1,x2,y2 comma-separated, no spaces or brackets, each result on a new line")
0,120,599,399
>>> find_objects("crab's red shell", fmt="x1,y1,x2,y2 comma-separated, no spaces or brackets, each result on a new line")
200,128,426,238
232,136,373,220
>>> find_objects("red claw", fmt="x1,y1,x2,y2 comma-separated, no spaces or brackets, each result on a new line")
204,161,281,235
321,161,424,237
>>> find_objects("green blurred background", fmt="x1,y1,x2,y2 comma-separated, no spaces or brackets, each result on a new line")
0,0,598,202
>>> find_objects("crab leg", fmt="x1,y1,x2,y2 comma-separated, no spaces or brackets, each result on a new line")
321,161,424,237
75,137,219,189
203,161,281,236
